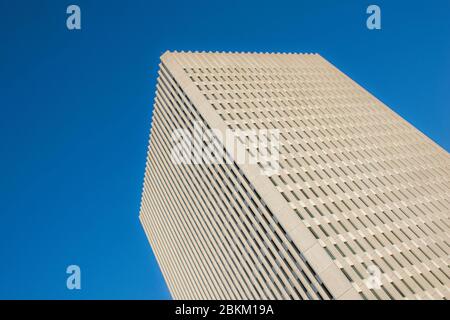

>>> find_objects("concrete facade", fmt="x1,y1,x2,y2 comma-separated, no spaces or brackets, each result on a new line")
139,52,450,300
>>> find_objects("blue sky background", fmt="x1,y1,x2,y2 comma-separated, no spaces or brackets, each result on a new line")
0,0,448,299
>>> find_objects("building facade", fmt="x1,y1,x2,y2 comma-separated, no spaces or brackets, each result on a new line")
139,52,450,300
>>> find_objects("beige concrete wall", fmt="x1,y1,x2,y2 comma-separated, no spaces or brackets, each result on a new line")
140,52,450,300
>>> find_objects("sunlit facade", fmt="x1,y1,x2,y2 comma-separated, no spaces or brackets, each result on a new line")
140,52,450,300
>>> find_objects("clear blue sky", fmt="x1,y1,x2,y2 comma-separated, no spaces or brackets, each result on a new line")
0,0,448,299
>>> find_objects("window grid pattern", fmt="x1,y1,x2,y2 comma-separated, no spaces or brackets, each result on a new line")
140,61,334,299
174,52,450,300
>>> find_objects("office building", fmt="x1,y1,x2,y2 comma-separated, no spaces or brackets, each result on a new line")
139,52,450,300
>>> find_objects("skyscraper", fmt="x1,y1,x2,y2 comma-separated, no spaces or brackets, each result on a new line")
139,51,450,300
